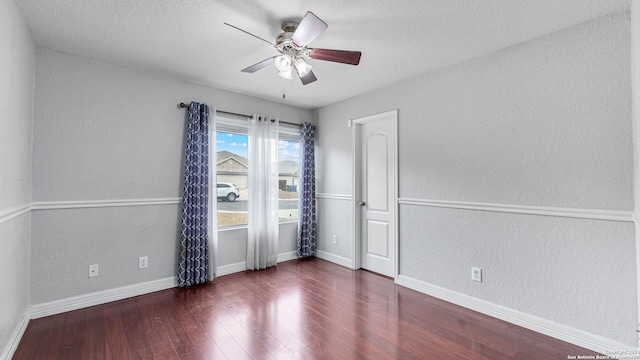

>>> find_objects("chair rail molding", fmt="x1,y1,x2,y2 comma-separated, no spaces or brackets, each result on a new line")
316,193,352,201
0,204,31,224
31,198,182,211
398,197,634,223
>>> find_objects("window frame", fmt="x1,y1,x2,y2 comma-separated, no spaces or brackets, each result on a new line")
214,117,249,229
213,118,301,229
278,125,302,224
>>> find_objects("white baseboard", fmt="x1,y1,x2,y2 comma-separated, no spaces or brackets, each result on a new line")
316,250,353,269
216,252,355,275
30,277,177,319
31,251,301,319
278,251,298,263
216,252,300,277
1,307,30,360
16,263,634,359
216,261,247,277
396,274,637,357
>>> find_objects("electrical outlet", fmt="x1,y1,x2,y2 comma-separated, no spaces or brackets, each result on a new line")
471,267,482,282
332,235,338,245
139,256,148,269
89,264,99,278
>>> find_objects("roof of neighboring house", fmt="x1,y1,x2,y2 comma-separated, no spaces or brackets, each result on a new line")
216,151,299,173
279,160,300,174
216,151,248,168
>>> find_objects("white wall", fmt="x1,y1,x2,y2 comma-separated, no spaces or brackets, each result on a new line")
30,47,313,305
316,13,636,348
632,2,640,346
0,0,34,357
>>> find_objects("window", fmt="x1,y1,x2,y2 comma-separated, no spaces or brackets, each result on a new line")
215,118,301,228
278,130,301,222
215,119,249,228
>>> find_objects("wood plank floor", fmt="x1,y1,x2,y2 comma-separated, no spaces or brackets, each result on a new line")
14,258,602,359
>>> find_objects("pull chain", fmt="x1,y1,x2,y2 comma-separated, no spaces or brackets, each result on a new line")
281,78,294,100
282,79,286,99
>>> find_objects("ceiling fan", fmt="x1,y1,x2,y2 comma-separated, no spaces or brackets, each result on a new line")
224,11,362,85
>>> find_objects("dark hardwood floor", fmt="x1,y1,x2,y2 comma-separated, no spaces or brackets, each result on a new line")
14,258,601,359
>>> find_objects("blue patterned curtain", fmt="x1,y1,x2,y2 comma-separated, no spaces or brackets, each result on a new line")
297,122,317,257
178,102,209,287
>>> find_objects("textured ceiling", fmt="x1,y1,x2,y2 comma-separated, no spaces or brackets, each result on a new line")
14,0,631,109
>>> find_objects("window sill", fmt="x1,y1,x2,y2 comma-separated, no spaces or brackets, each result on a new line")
217,225,248,232
217,220,298,232
279,219,298,225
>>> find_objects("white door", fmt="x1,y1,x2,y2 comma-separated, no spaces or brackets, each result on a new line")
355,110,397,278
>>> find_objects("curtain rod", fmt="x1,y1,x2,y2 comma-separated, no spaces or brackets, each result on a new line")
179,102,301,127
179,102,250,119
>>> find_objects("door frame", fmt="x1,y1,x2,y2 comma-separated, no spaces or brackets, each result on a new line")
351,109,399,281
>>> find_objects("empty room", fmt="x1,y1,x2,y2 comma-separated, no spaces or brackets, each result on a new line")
2,0,640,359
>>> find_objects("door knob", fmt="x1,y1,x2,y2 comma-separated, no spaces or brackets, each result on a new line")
358,201,366,206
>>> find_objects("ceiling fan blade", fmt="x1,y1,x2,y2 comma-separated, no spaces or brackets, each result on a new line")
291,12,327,47
309,48,362,65
242,57,276,73
300,70,317,85
224,23,275,46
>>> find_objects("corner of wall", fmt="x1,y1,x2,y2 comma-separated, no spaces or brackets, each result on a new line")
0,307,30,360
0,0,36,357
631,0,640,348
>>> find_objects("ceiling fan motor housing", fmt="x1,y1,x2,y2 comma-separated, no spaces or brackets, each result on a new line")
277,21,298,44
276,21,307,57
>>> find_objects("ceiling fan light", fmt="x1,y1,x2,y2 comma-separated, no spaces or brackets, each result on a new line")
278,68,293,80
294,58,312,77
274,54,292,72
